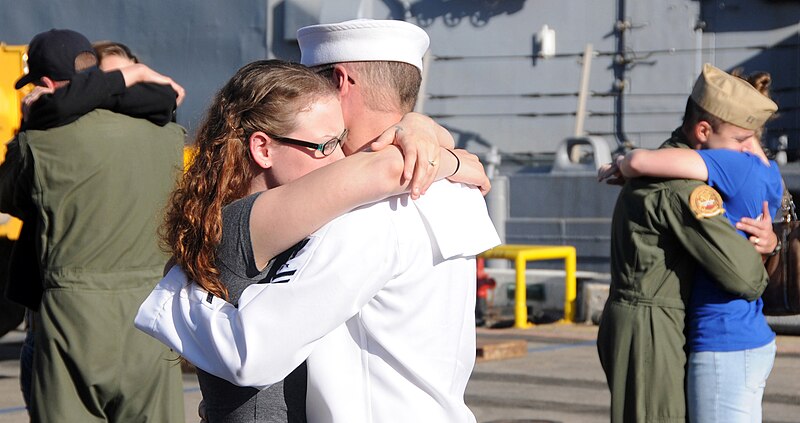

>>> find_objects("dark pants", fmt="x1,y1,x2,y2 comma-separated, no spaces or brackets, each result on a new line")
20,310,34,412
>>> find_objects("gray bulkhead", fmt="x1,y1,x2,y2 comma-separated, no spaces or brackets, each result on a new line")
1,0,798,278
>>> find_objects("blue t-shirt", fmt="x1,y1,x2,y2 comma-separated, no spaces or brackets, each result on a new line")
688,149,782,352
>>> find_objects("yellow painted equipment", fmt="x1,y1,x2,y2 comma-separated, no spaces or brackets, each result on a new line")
183,145,197,169
480,244,577,328
0,43,28,335
0,44,27,143
0,44,29,240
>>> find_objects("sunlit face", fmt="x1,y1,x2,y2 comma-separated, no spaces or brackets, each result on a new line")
704,122,756,152
99,54,136,71
267,95,345,187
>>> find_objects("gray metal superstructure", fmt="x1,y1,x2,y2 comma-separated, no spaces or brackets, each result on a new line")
1,0,799,277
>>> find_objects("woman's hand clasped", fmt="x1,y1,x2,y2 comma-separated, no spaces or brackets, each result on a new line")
736,201,778,256
371,112,453,199
446,149,491,196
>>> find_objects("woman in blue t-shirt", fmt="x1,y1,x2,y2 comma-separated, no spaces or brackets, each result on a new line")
601,72,781,423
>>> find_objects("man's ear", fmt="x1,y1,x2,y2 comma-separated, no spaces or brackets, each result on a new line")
249,131,273,169
694,121,712,145
332,65,353,94
39,76,57,90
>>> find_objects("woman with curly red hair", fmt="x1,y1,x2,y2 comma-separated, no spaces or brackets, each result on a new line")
161,59,477,422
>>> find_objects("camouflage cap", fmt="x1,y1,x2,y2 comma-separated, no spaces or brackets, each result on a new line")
690,63,777,130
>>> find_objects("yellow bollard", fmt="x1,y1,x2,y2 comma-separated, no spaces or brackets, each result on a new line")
513,253,534,328
480,244,578,328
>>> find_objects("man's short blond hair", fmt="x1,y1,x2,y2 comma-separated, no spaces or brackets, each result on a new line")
343,61,421,114
74,52,97,73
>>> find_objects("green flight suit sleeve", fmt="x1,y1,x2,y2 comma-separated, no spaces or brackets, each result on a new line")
660,181,767,301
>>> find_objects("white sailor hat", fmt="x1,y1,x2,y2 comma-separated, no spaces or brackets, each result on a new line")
297,19,430,73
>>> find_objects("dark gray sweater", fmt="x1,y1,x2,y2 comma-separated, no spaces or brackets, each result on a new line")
196,193,307,423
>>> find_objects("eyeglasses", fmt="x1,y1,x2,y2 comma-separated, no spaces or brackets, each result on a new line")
269,128,347,156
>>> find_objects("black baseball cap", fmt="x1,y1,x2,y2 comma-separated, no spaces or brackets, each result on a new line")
14,29,95,89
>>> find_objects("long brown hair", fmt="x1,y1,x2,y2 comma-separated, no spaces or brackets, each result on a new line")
731,68,772,97
162,60,336,299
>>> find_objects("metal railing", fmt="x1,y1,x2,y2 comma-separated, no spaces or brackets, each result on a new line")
480,244,577,328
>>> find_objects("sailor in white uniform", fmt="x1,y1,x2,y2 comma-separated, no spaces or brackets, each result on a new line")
136,19,500,423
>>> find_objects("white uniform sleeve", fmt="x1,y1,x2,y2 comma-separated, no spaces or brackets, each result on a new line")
135,206,400,388
412,182,500,258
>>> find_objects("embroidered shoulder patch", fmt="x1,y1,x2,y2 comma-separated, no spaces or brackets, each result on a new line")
689,185,725,219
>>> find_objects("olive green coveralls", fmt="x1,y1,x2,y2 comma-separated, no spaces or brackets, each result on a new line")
10,110,185,422
597,130,768,423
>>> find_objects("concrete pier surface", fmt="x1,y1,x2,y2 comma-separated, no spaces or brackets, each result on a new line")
0,323,797,422
470,324,800,423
